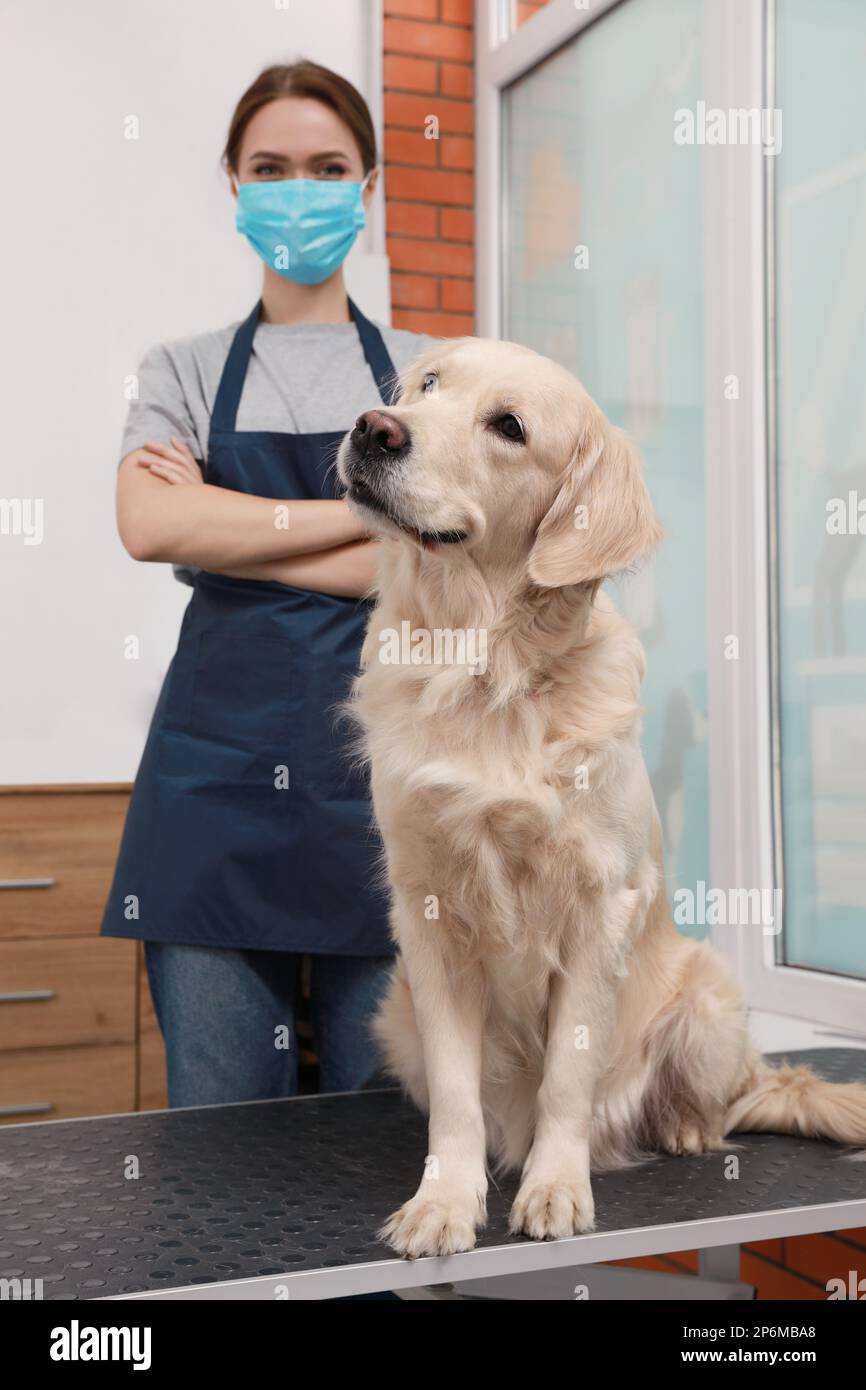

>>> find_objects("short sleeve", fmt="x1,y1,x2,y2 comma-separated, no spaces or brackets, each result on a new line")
120,343,200,463
121,342,203,587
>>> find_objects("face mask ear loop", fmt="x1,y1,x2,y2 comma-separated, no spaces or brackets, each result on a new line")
360,168,375,193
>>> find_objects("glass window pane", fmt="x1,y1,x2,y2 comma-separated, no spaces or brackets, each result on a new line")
775,0,866,979
502,0,708,934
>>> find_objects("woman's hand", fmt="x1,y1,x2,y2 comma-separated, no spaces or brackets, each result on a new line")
137,436,204,485
118,448,367,566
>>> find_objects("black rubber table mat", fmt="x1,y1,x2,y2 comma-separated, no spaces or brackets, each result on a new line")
1,1047,864,1300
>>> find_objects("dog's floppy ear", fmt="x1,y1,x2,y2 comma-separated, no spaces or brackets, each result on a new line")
527,409,662,588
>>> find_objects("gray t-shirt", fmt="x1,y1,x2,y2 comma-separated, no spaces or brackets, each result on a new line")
121,316,437,584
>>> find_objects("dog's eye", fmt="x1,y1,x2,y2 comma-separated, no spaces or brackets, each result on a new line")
492,413,525,443
422,371,439,397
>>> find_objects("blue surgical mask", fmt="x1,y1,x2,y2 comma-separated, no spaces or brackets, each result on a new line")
235,174,371,285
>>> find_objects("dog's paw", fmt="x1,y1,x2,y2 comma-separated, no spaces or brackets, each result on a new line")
657,1121,715,1156
380,1190,487,1259
509,1178,595,1240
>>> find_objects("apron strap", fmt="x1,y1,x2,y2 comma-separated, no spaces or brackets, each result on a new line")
210,297,401,433
210,300,262,434
348,297,400,406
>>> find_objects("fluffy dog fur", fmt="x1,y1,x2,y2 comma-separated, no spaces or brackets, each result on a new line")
336,336,866,1259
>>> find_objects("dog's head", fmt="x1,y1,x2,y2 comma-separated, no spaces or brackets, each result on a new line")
336,337,661,587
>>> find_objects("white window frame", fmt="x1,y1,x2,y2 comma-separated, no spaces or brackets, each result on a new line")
474,0,866,1032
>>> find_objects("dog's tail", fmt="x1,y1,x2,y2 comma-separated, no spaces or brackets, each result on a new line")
724,1058,866,1151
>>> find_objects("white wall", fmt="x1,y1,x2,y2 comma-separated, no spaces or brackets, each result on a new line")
0,0,387,784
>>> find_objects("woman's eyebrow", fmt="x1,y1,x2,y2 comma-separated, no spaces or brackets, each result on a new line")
247,149,352,163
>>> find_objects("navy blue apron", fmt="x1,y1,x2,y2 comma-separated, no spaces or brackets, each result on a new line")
101,299,397,955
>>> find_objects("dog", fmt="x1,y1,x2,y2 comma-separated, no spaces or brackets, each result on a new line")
336,336,866,1259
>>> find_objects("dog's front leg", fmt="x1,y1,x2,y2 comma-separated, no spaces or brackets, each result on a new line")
510,896,631,1240
380,920,488,1259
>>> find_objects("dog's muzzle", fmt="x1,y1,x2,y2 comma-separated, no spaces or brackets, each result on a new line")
345,409,411,478
341,409,411,520
342,410,467,548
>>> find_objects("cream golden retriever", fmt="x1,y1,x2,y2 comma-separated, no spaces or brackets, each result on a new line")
336,336,866,1260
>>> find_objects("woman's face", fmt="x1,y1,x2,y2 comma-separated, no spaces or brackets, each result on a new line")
233,96,376,207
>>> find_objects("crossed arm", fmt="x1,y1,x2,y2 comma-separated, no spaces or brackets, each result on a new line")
116,437,377,599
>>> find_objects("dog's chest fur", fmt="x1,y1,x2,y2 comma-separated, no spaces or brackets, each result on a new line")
353,574,652,963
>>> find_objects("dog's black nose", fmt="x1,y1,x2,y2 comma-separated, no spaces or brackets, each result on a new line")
351,409,410,459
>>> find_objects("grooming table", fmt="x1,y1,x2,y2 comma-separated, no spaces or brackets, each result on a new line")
1,1048,864,1301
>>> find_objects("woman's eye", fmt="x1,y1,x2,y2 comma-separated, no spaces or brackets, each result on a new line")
422,373,439,397
318,164,348,178
252,164,281,178
493,413,525,443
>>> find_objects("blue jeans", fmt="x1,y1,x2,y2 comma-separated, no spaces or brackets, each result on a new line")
144,942,394,1108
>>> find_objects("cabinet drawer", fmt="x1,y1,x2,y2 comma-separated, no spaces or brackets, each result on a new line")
0,1043,135,1123
0,937,136,1051
0,788,129,940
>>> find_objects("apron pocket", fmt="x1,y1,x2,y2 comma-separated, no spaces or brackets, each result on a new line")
189,631,298,752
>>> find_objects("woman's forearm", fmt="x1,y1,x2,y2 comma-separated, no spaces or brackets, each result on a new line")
117,450,366,567
215,540,379,599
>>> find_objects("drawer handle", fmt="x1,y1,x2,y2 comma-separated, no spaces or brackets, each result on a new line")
0,1103,53,1117
0,878,57,890
0,990,57,1003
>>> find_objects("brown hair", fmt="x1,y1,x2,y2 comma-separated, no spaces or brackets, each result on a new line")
222,60,377,178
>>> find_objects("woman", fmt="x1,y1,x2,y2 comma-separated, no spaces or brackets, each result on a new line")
102,61,434,1107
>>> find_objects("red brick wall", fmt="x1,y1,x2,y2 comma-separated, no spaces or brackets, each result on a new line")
613,1228,866,1300
383,0,474,336
515,0,549,24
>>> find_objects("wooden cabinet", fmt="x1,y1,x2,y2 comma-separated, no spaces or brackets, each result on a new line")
0,786,168,1123
0,937,136,1051
0,1044,137,1122
0,788,131,940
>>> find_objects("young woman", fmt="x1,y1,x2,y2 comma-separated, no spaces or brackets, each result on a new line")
101,61,434,1107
